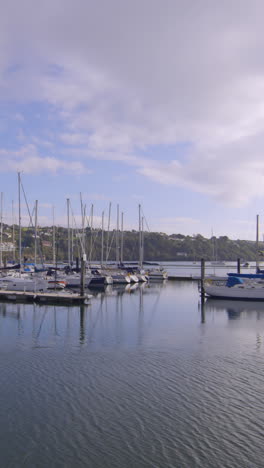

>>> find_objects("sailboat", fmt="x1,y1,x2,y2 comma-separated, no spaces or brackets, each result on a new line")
0,273,49,292
203,215,264,300
0,173,50,293
210,232,225,265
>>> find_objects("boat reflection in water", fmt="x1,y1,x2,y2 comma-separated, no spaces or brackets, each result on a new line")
0,281,165,349
203,298,264,320
2,278,264,468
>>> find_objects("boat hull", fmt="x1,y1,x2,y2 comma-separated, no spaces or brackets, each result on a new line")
204,284,264,300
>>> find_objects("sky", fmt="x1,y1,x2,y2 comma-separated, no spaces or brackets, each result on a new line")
1,0,264,240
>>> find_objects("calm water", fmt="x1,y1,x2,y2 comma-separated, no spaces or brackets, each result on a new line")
0,277,264,467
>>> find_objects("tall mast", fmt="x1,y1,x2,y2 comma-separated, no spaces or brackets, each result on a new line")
139,204,143,268
12,200,15,262
34,200,38,266
116,204,119,264
0,192,3,267
18,172,22,275
89,204,94,264
101,211,104,266
80,192,86,257
120,211,124,264
82,204,86,258
53,206,56,266
80,192,84,222
141,215,144,268
106,202,111,262
67,198,70,266
71,216,74,264
256,214,259,272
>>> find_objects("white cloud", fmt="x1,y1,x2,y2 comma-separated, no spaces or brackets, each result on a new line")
1,1,264,205
0,145,89,175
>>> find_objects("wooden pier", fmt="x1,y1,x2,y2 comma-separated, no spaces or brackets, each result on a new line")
0,289,92,305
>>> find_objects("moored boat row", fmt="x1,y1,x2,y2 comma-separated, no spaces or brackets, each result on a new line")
0,262,168,294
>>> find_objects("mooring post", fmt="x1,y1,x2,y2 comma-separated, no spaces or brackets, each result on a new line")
80,255,86,297
237,258,241,274
200,258,205,298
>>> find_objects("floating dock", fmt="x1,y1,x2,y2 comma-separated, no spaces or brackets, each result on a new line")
0,289,91,305
168,275,200,281
168,275,228,281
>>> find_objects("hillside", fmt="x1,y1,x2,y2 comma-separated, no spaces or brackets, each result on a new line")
0,224,261,263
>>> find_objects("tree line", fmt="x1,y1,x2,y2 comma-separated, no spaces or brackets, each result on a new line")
2,225,260,263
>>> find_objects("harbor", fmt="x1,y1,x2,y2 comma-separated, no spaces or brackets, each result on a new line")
0,277,263,468
2,2,264,466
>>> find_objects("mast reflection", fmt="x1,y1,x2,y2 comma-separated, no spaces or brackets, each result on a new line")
0,281,166,348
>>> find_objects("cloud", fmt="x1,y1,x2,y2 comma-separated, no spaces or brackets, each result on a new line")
0,145,89,175
1,1,264,204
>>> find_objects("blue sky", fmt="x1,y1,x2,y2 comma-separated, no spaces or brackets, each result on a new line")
1,0,264,240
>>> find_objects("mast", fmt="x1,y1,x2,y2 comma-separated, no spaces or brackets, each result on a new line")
53,206,56,266
141,215,144,268
116,204,119,264
82,204,86,258
89,204,94,264
71,217,74,264
139,204,143,269
101,211,104,267
0,192,3,267
106,202,111,262
12,200,15,262
18,172,22,275
80,192,86,257
67,198,70,266
120,211,124,264
34,200,38,266
256,214,259,272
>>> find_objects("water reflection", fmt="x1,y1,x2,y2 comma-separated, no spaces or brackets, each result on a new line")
79,304,85,344
199,296,206,324
0,282,166,349
203,298,264,320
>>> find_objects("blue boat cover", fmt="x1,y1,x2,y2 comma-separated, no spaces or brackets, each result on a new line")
228,273,264,278
226,276,244,287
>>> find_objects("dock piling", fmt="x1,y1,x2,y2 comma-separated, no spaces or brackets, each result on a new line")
200,258,205,299
80,256,85,297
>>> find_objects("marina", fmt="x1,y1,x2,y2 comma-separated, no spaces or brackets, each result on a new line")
0,275,263,468
2,2,264,466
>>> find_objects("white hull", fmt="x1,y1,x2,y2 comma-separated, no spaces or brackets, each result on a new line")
47,280,66,290
137,274,148,282
111,275,131,284
104,275,113,285
0,276,49,292
129,274,139,283
204,284,264,300
101,269,130,284
64,274,92,287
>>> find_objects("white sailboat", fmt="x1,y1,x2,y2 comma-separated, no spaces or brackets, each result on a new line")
203,275,264,300
0,173,50,293
0,273,49,292
203,215,264,300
